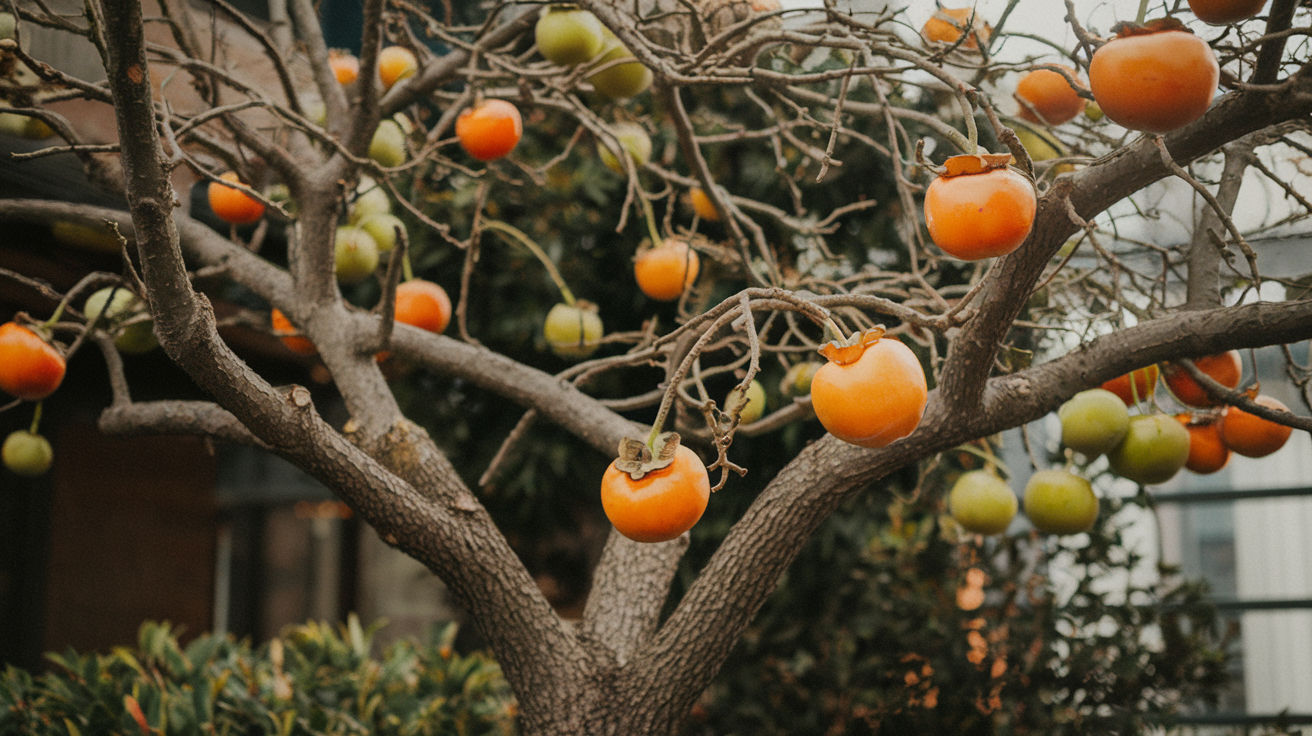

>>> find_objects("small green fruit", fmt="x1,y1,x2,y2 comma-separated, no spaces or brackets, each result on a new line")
369,119,408,168
84,286,158,354
1023,469,1098,535
725,379,767,424
779,361,822,398
1058,388,1129,457
334,227,380,284
1107,413,1191,485
597,122,652,173
588,39,652,99
349,177,392,223
3,430,53,477
357,213,406,253
949,470,1018,535
544,301,603,359
0,12,17,41
536,5,605,66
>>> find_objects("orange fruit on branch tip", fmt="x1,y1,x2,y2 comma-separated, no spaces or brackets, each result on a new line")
1015,66,1087,126
394,280,452,335
635,237,700,301
1088,19,1219,134
1188,0,1268,25
1176,413,1230,474
329,50,359,84
689,187,720,221
378,46,418,90
1163,350,1241,408
601,434,710,543
0,322,66,401
1102,365,1159,406
1220,394,1293,458
208,172,265,225
811,327,927,448
924,154,1036,261
271,308,317,356
921,7,991,50
456,99,523,162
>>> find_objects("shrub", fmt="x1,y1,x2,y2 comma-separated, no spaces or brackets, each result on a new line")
0,618,515,735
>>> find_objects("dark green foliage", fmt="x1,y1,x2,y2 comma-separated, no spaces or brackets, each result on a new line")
0,618,515,736
692,471,1229,736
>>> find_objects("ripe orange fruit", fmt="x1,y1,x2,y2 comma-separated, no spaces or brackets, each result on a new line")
601,444,710,543
1188,0,1267,25
811,327,927,448
1088,20,1219,134
271,308,317,356
689,187,720,221
0,322,66,401
634,237,700,301
329,50,359,84
1102,365,1159,406
921,7,991,50
1220,394,1294,458
394,279,452,334
378,46,418,90
208,172,265,225
1176,413,1230,474
1163,350,1241,408
1015,66,1087,126
456,99,523,162
925,155,1036,260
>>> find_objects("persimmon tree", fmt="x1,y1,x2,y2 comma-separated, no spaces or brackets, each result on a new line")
2,0,1312,733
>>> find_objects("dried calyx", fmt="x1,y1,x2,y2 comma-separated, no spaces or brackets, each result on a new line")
818,325,886,366
614,431,681,480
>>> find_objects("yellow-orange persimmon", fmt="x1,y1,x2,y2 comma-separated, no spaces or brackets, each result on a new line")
456,99,523,162
329,50,359,84
378,46,418,90
1188,0,1267,25
1015,66,1087,126
1176,413,1230,474
811,327,927,448
921,7,991,50
0,322,66,401
925,155,1036,260
689,187,720,221
1221,394,1294,458
271,309,317,356
208,172,265,225
635,237,700,301
1102,365,1160,406
601,444,710,543
1089,20,1219,134
1163,350,1242,408
394,279,452,334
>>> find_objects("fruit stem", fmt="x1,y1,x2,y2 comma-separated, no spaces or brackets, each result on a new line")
402,251,414,283
822,316,848,345
1135,0,1149,24
639,192,664,250
954,442,1011,479
29,402,42,434
482,220,576,306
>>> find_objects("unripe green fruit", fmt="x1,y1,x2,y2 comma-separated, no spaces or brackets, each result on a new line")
4,430,53,477
544,302,603,359
949,470,1018,535
84,287,158,354
780,361,822,398
358,213,406,253
0,13,17,41
588,40,652,99
349,177,392,223
369,119,408,168
725,379,767,424
1023,469,1098,535
1058,388,1129,457
334,227,380,284
598,122,652,173
1107,413,1191,485
536,6,605,66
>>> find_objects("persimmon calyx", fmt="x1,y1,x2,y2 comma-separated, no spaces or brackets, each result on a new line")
1110,17,1192,37
818,325,886,366
614,431,681,480
939,152,1015,178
